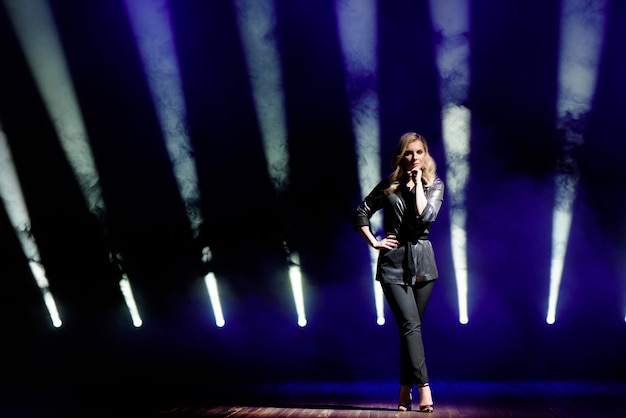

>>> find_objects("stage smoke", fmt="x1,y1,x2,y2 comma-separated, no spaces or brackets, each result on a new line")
430,0,471,324
336,0,384,325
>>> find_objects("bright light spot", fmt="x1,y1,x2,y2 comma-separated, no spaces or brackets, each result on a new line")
288,252,307,327
549,0,607,323
450,213,469,325
30,261,62,327
204,272,225,328
289,266,307,327
369,246,385,326
119,275,143,327
200,246,226,326
234,0,289,193
547,188,575,325
42,291,62,328
336,0,383,325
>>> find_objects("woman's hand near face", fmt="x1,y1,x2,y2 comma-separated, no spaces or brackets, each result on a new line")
408,169,422,184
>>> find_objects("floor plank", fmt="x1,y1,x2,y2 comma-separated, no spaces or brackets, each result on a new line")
3,380,625,417
147,381,626,418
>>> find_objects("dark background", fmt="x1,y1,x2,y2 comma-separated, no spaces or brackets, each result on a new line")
1,0,625,390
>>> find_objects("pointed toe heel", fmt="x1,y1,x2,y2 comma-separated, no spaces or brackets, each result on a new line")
418,404,434,413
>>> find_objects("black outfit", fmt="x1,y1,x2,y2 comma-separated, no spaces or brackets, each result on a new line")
353,176,444,386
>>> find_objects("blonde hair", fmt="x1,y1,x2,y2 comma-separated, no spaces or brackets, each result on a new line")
386,132,437,193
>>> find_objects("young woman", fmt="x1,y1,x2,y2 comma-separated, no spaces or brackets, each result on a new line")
353,132,444,412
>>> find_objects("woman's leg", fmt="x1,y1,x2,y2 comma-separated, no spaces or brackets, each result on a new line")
381,281,435,386
413,280,434,320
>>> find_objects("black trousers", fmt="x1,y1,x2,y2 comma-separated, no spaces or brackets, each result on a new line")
381,280,435,386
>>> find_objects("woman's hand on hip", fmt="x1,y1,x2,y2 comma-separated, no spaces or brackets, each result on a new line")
373,234,399,250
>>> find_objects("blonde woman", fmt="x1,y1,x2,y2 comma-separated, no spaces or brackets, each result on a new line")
353,132,444,413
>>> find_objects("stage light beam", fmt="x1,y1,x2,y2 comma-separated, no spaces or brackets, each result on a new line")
335,0,384,325
548,0,607,324
235,0,307,326
204,272,225,328
125,0,229,327
429,0,471,324
441,105,470,325
0,129,62,327
3,0,103,215
288,252,307,327
119,274,142,327
200,246,225,327
4,0,143,328
234,0,289,193
124,0,203,236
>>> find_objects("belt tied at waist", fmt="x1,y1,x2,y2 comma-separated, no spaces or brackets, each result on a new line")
401,236,428,282
397,234,429,246
376,236,439,284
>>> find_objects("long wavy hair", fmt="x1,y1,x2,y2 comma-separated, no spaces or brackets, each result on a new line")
385,132,437,194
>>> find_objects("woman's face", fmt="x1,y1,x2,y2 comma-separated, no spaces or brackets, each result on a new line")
401,140,426,173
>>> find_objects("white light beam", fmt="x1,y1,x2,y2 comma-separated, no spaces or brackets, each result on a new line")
234,0,289,193
235,0,306,326
125,0,225,327
0,128,62,327
124,0,203,236
3,0,103,216
5,0,142,328
336,0,385,325
548,0,608,324
429,0,471,324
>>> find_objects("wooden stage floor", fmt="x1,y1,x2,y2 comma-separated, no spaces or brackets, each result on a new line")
4,380,625,417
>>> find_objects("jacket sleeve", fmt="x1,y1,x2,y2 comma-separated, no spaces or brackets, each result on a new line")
353,180,387,230
417,177,444,224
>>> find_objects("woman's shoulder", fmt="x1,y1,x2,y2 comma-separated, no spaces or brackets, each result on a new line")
367,177,394,197
369,177,391,190
379,177,393,187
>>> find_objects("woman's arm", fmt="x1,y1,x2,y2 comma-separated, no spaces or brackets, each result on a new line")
413,169,428,215
415,176,444,223
353,179,398,250
358,226,398,250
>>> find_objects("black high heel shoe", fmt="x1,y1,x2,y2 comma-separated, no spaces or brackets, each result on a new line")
417,383,434,413
397,385,412,411
398,401,412,412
